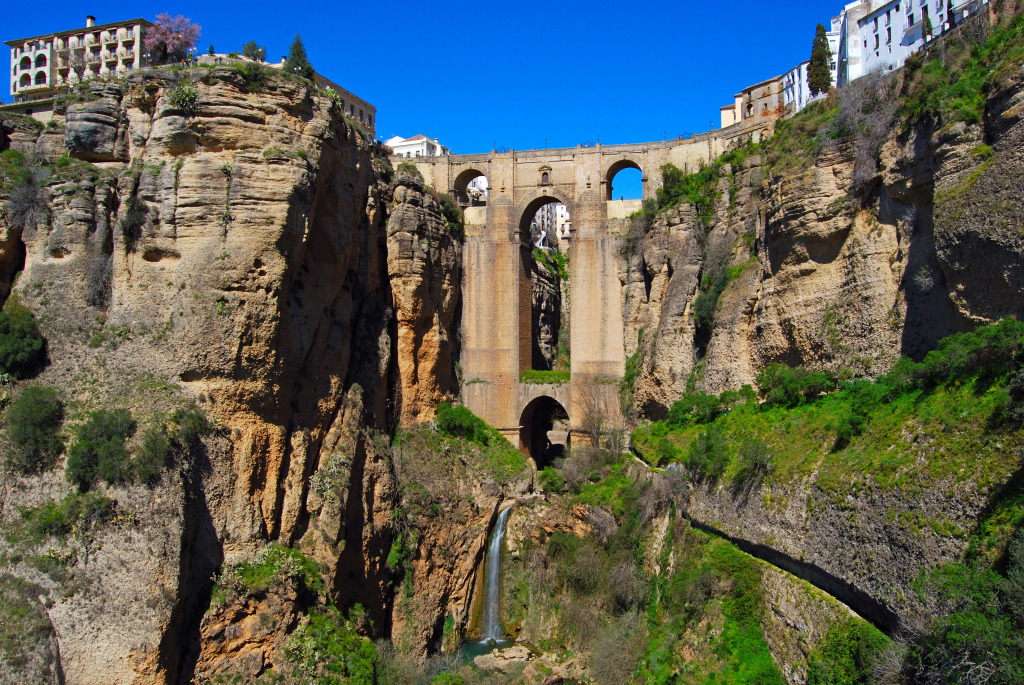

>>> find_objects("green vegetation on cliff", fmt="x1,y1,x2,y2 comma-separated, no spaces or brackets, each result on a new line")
903,529,1024,685
901,12,1024,125
4,386,63,475
652,140,762,228
632,318,1024,683
285,604,378,683
207,544,380,684
635,319,1024,508
640,534,787,685
807,617,889,684
0,302,47,380
63,406,209,492
0,573,57,679
502,445,888,684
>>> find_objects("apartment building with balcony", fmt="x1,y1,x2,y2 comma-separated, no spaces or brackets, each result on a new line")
838,0,989,86
782,61,813,113
3,15,152,120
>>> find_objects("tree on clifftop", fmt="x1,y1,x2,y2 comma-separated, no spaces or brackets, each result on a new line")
285,34,315,81
144,13,201,64
808,23,833,96
242,40,267,62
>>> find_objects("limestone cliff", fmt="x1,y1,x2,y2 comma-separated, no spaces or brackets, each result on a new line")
530,256,562,371
622,63,1024,414
618,53,1024,643
387,172,462,426
0,65,459,682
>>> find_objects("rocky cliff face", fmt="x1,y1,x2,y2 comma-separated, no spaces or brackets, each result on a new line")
619,55,1024,639
1,29,1021,683
531,258,561,371
0,66,460,682
622,66,1024,414
387,173,462,426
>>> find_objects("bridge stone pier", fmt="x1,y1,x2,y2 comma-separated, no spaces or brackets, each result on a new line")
403,128,766,462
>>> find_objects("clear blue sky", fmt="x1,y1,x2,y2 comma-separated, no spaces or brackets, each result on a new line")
6,1,840,195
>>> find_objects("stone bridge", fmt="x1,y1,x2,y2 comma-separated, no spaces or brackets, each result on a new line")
403,125,768,462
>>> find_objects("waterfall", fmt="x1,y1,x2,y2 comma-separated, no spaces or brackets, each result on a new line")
480,506,513,642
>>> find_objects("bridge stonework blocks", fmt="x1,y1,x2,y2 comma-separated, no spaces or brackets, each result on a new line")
407,127,770,454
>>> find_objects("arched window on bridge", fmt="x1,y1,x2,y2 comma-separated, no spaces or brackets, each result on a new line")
521,197,571,374
606,160,643,201
453,169,488,207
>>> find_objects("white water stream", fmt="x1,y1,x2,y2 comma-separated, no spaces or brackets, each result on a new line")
480,506,513,642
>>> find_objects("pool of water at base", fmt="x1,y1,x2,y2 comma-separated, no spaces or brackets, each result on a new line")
457,637,516,663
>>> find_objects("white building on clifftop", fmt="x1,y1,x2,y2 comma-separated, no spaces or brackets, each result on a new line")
3,15,153,120
386,134,449,158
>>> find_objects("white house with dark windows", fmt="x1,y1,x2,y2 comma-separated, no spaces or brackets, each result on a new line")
386,134,450,158
782,61,812,113
838,0,989,86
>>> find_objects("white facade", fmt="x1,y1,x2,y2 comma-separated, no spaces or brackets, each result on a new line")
858,1,925,77
838,0,987,86
6,16,151,104
783,61,812,113
827,13,844,87
531,203,571,245
386,134,450,158
467,175,488,199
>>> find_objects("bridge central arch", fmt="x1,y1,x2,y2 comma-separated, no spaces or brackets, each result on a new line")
520,192,577,242
519,395,570,468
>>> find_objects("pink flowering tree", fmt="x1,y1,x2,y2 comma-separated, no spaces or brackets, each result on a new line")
144,13,201,64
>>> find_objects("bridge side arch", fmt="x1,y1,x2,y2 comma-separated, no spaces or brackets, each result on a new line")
603,156,646,201
452,166,491,205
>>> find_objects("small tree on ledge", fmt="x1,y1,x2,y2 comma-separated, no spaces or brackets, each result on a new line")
808,23,833,96
285,34,315,81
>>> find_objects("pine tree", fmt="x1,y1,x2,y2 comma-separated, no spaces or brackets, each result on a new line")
808,23,833,96
285,34,314,82
923,13,934,38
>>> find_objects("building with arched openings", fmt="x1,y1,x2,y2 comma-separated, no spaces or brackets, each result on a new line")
3,15,153,121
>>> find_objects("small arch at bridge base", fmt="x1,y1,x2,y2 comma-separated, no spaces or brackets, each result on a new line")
519,396,570,469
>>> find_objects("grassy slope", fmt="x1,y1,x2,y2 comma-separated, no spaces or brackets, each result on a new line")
634,345,1023,567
